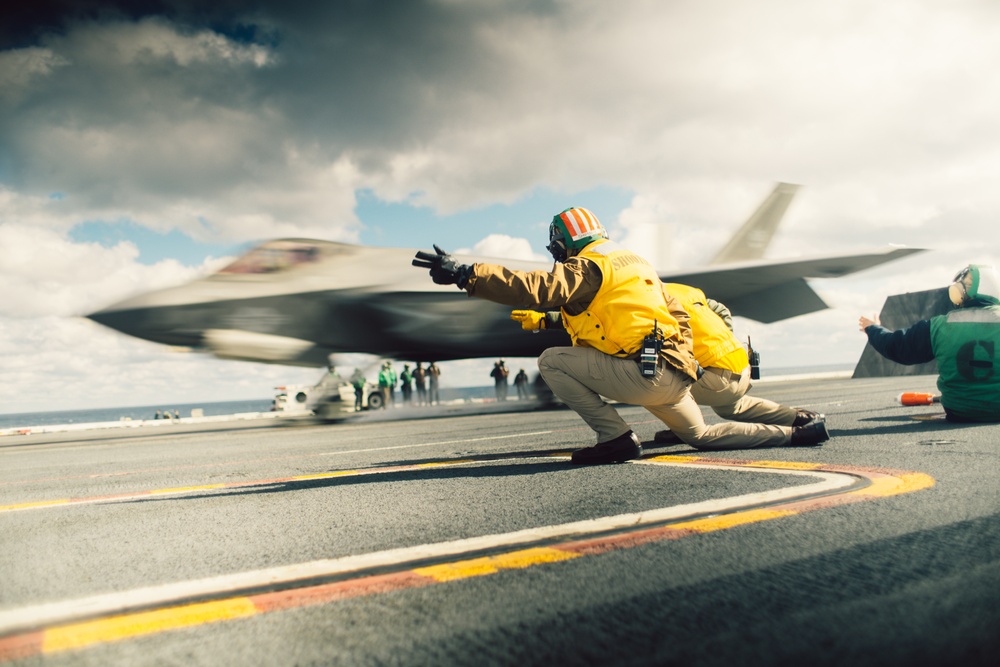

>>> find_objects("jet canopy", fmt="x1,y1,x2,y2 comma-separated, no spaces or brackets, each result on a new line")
216,240,349,276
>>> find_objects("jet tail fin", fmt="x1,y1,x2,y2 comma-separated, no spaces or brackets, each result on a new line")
709,182,800,265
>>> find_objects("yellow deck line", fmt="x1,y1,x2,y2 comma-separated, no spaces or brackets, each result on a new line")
0,454,935,662
414,547,580,582
42,599,257,653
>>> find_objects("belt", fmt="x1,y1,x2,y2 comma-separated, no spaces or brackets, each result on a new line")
703,366,733,380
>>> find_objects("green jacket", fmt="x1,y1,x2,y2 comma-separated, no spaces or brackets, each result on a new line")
378,368,397,387
930,305,1000,421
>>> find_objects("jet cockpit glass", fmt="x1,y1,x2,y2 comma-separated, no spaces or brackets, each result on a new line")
216,241,324,275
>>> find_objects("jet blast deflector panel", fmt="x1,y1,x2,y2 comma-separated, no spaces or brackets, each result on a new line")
852,287,953,378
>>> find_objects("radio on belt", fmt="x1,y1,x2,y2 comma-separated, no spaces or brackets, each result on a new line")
640,320,664,378
747,336,761,380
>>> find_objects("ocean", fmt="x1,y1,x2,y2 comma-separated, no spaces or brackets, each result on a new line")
0,387,499,430
0,399,275,430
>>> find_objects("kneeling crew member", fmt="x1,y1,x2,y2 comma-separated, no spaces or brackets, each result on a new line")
413,207,830,465
860,263,1000,422
650,283,823,444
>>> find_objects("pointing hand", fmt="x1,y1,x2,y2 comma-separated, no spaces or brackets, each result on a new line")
412,244,473,288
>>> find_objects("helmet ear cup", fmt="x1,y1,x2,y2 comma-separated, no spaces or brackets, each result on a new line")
948,266,973,306
547,220,570,262
547,235,568,262
949,280,967,307
951,264,1000,306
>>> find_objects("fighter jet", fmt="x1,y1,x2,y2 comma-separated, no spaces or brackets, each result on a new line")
87,184,924,368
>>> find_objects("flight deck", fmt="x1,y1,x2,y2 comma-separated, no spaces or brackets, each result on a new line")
1,375,997,666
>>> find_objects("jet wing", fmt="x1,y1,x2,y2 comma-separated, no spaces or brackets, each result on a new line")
663,246,926,323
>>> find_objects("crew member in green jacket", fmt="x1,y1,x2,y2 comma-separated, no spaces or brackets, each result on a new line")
378,361,397,410
860,263,1000,422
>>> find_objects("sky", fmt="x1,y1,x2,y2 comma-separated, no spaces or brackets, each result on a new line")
2,0,999,414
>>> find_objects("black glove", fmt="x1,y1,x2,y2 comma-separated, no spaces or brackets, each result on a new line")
412,244,473,288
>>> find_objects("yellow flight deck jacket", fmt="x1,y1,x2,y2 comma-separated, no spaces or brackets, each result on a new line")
465,240,699,382
662,283,749,374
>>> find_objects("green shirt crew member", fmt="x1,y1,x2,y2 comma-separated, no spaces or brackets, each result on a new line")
861,263,1000,422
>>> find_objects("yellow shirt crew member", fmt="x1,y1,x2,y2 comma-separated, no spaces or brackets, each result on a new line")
413,206,830,464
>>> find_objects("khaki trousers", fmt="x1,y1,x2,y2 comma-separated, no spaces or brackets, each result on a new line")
692,367,798,425
538,347,790,450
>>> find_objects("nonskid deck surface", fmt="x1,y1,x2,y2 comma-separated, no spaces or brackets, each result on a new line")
1,375,997,667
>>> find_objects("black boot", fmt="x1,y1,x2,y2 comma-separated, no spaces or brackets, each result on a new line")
571,431,642,465
653,430,683,445
792,409,825,427
789,419,830,446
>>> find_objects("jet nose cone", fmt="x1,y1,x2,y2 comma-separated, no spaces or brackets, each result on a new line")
87,307,137,337
87,304,203,348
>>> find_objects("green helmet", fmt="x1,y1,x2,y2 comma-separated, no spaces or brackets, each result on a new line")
547,207,608,262
949,264,1000,307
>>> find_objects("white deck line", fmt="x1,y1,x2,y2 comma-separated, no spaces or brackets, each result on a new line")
0,459,856,635
0,412,281,437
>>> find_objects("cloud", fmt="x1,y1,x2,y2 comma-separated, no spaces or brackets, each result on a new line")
0,220,219,318
4,1,1000,412
0,16,362,243
0,46,67,101
460,234,548,262
0,315,321,413
7,1,1000,244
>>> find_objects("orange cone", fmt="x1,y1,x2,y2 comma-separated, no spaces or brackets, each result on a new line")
898,392,939,406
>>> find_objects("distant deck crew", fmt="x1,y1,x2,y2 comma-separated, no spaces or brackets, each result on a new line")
427,362,441,405
490,359,509,401
378,361,397,409
400,364,414,405
350,368,366,411
413,362,427,406
514,368,530,400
